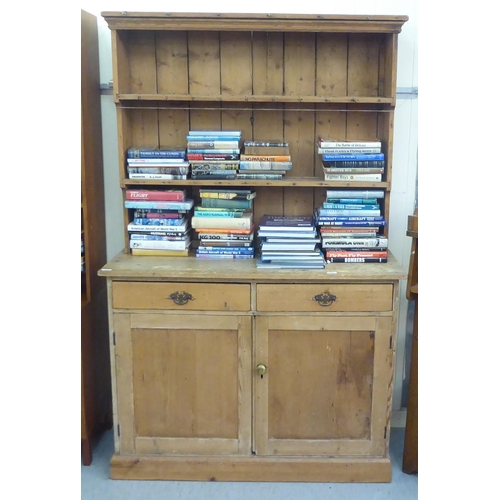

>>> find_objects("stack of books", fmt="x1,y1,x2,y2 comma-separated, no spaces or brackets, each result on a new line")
238,140,292,180
124,189,194,256
186,130,241,180
256,215,325,269
126,146,189,180
316,189,388,263
317,138,384,182
192,189,256,259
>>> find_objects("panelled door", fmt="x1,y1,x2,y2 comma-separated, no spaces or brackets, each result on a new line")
114,312,252,456
254,315,393,457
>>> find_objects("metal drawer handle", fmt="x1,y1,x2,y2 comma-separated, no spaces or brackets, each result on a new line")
313,292,337,306
167,291,194,306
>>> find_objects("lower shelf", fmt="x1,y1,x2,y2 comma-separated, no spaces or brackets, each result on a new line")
110,454,392,482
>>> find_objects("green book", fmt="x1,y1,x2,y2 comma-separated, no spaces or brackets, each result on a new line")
201,197,253,209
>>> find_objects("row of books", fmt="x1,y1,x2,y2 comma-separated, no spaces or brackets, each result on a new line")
317,137,385,183
123,187,389,263
315,189,388,263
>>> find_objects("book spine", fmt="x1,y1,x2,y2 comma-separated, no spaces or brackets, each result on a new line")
127,149,186,159
316,215,384,221
322,167,384,174
322,238,388,247
130,230,188,237
128,174,188,180
187,141,240,149
133,218,185,226
189,162,240,169
325,198,378,205
191,169,238,175
317,139,381,148
187,149,240,154
316,221,386,227
323,173,382,182
201,198,252,209
124,200,194,210
320,204,380,210
129,240,189,250
325,257,388,263
128,223,188,232
318,210,381,217
325,190,384,198
318,147,381,154
193,211,243,218
236,174,283,180
191,174,237,180
322,160,385,168
243,141,288,147
131,248,189,257
187,154,240,160
191,217,251,230
195,254,254,259
322,153,384,161
240,155,291,161
126,190,185,201
127,167,189,174
130,234,187,241
199,234,252,240
127,158,189,164
239,161,292,170
197,248,254,255
199,192,252,200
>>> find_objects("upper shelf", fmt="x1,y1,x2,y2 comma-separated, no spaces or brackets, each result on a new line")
102,12,408,33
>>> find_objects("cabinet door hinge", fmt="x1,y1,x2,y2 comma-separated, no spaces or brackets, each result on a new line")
389,336,393,349
384,426,387,439
113,332,116,346
117,424,120,437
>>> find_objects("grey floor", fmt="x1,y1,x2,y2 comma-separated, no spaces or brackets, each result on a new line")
82,427,417,499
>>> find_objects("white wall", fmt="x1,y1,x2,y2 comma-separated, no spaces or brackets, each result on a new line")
83,0,418,418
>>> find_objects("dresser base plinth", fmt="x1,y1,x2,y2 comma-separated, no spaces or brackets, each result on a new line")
110,454,392,482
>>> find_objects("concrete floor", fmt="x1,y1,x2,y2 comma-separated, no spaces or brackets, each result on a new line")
82,427,417,499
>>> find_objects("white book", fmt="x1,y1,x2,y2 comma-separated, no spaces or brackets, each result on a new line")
322,237,388,247
323,173,382,182
317,139,382,148
129,239,190,250
128,222,188,233
128,174,188,180
318,147,381,154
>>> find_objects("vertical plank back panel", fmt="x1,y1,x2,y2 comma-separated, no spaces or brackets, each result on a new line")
252,32,284,95
188,31,221,96
127,31,157,94
347,34,381,97
112,31,129,98
284,33,316,96
221,32,253,96
316,33,348,97
156,31,189,95
158,104,189,147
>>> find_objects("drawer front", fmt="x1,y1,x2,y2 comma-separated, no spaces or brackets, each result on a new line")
256,284,393,312
113,282,251,311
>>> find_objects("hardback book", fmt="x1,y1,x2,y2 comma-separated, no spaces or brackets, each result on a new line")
256,258,325,269
127,146,186,159
133,217,187,226
198,233,254,241
126,189,186,201
243,141,289,148
128,174,188,180
317,138,381,148
130,248,189,257
325,190,384,199
325,256,388,263
191,169,239,176
261,241,319,251
198,240,253,247
322,160,385,168
259,215,316,232
201,198,253,210
188,130,242,137
323,173,382,182
318,147,381,154
187,140,240,149
243,146,290,155
316,220,386,227
322,153,384,161
321,237,388,247
191,173,237,180
324,198,378,205
235,173,284,180
199,189,257,200
130,233,189,241
320,204,380,210
257,230,319,239
124,199,194,211
322,167,384,174
127,158,190,165
186,135,241,141
239,161,292,170
325,250,388,258
129,239,191,251
189,162,240,169
316,214,384,222
127,167,190,175
187,148,240,154
128,221,189,233
193,208,246,218
195,253,254,259
191,212,253,230
240,154,291,162
317,209,381,217
195,226,254,235
196,246,254,254
187,153,240,161
129,229,190,237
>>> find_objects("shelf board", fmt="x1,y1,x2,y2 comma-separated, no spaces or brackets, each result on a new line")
122,178,391,189
116,94,395,105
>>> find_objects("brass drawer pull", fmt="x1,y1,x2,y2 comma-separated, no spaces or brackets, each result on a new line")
167,291,194,305
313,292,337,306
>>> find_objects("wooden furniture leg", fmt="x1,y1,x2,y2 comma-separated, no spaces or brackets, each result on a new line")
82,438,93,466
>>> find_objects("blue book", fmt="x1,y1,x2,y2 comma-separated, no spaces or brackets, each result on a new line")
186,135,241,141
197,248,254,255
317,221,387,227
132,218,186,226
316,215,384,222
322,153,384,161
325,199,378,205
127,147,186,159
125,199,194,210
321,204,380,210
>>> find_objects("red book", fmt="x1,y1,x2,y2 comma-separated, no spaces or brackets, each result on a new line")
126,189,186,201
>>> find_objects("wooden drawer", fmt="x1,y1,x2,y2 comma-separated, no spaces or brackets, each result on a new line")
113,282,251,311
256,284,393,312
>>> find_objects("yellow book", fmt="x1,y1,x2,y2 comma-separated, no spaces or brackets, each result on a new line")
131,248,189,257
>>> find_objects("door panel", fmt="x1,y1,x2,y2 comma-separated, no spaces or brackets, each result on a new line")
255,315,392,456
